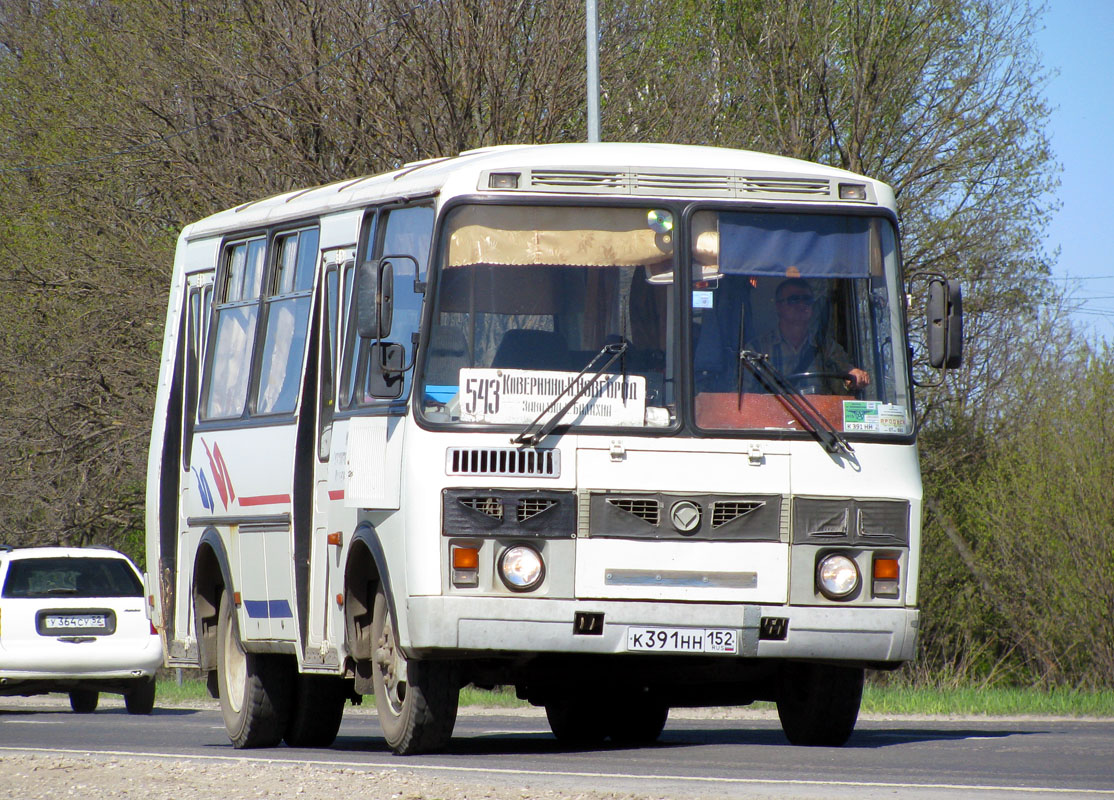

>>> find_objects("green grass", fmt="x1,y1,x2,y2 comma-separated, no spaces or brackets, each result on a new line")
155,676,1114,717
860,685,1114,717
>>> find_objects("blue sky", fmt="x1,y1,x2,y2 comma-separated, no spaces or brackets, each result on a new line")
1037,2,1114,341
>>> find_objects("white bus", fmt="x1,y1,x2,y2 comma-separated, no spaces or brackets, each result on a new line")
145,143,961,754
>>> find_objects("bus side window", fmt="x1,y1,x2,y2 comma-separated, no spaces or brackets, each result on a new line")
202,238,265,419
254,227,319,415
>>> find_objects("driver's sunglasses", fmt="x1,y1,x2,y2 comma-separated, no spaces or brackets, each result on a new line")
778,294,814,307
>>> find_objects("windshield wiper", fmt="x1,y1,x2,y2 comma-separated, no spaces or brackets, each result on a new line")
738,350,854,458
512,340,630,447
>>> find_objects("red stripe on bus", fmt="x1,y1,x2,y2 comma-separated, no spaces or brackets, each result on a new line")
238,494,291,507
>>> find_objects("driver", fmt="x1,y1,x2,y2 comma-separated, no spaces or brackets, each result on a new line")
748,278,869,394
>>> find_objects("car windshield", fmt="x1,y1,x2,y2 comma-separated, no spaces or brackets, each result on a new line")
2,557,143,599
419,204,676,430
690,209,912,436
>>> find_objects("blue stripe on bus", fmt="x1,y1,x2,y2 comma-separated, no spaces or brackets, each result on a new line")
243,599,294,619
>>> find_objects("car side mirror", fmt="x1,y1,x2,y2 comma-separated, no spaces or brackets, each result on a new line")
357,259,394,340
927,278,962,369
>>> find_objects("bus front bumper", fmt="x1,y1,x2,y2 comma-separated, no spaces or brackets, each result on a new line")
405,596,918,665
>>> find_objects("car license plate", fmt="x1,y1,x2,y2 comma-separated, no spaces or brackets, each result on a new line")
43,614,107,631
625,626,738,654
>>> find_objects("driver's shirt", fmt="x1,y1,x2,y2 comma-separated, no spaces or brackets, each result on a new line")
748,328,856,393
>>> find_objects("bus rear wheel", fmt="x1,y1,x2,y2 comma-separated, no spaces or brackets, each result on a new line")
371,585,458,755
609,695,669,745
544,693,608,746
776,662,863,746
216,589,291,748
284,674,347,748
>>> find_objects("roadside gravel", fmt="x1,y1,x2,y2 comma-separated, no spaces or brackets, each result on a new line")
3,695,1107,799
0,695,733,800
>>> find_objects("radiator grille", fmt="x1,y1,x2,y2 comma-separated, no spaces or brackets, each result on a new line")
518,497,558,522
458,497,504,520
446,447,560,477
710,500,764,529
606,497,661,526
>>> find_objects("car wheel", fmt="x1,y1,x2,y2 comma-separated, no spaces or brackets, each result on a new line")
125,678,157,715
284,674,347,748
69,689,99,714
776,662,863,746
371,584,458,754
216,589,291,748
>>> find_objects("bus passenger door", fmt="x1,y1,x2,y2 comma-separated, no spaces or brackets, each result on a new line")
173,269,212,662
304,247,353,663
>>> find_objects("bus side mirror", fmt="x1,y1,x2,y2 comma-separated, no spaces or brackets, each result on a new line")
357,259,394,340
928,278,962,369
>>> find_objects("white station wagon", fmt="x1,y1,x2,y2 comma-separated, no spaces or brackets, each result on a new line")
0,546,163,713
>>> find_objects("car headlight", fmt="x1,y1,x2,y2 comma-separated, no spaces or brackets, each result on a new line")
816,553,860,600
498,545,545,592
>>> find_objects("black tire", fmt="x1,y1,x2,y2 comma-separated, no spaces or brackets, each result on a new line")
216,589,292,748
124,678,157,715
776,662,863,746
371,585,458,755
544,694,608,746
609,697,669,745
69,689,98,714
284,674,347,748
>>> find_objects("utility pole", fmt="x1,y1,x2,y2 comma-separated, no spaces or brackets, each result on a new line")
586,0,600,142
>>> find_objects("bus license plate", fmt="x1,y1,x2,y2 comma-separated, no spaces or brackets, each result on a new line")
625,626,738,654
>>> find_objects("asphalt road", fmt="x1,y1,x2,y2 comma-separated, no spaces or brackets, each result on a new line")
2,699,1113,799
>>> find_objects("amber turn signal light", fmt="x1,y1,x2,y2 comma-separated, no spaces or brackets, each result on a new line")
872,557,900,597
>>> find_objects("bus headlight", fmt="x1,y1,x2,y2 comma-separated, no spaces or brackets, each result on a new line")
498,545,545,592
816,553,860,600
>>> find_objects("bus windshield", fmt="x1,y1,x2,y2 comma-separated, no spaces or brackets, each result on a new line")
418,203,911,438
419,204,676,430
691,209,912,436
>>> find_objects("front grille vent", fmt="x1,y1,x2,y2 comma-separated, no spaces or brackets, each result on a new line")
446,447,560,478
632,172,735,194
531,169,625,189
518,498,558,522
711,500,764,529
499,167,839,201
738,176,830,195
607,497,661,526
459,497,503,520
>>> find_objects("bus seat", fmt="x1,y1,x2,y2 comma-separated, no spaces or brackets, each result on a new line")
492,329,568,371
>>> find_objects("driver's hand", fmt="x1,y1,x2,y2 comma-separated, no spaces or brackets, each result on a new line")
847,368,870,389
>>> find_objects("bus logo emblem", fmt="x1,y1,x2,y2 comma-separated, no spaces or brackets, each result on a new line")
669,501,702,533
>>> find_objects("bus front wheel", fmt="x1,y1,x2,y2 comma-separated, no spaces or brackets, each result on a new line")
216,589,291,748
776,662,863,746
371,585,458,754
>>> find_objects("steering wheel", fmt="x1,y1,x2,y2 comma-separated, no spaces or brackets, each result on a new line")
786,371,858,396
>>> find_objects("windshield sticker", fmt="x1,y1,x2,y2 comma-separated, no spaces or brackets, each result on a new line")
842,401,908,433
459,368,646,426
693,290,714,309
